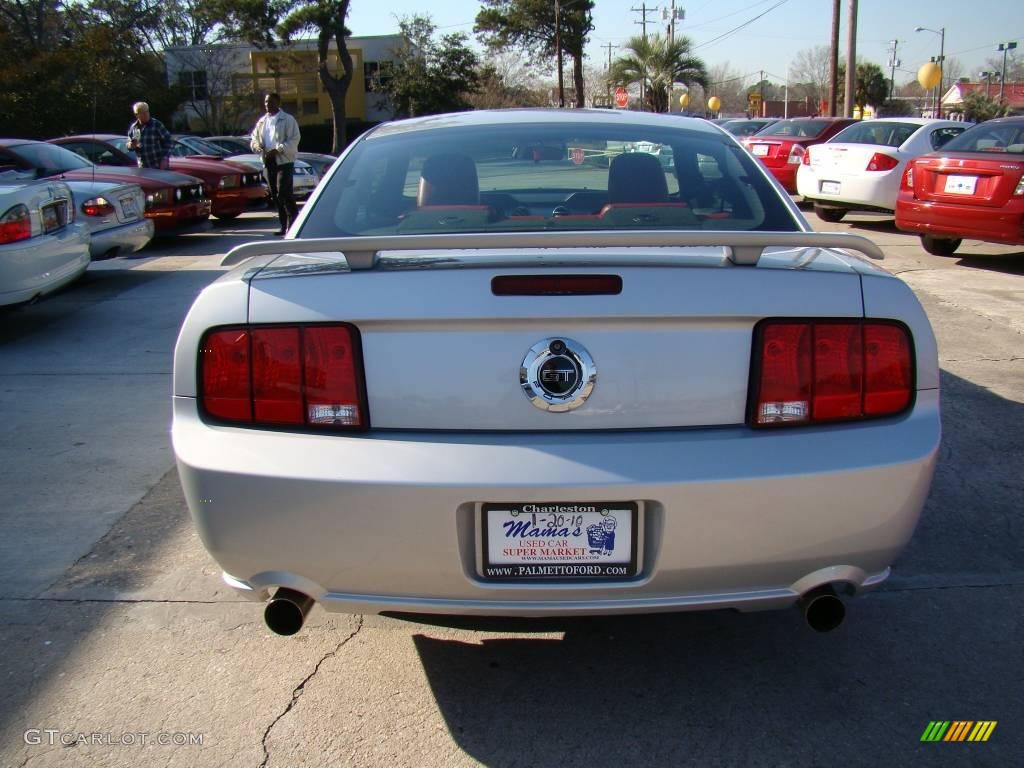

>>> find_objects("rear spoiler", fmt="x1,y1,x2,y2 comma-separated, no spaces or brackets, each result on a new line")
221,230,884,269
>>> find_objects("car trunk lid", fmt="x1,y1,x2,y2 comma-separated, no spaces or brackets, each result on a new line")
240,238,873,431
910,152,1024,208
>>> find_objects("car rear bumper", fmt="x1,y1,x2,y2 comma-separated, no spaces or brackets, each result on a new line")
173,390,940,616
766,163,798,193
88,218,155,258
896,196,1024,244
0,223,90,306
797,168,901,211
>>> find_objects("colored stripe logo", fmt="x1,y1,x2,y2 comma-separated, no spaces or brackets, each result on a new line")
921,721,996,742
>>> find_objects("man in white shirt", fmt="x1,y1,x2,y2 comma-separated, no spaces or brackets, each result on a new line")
250,93,302,235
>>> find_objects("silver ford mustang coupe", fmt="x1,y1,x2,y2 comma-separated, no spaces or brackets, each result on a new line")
172,109,940,636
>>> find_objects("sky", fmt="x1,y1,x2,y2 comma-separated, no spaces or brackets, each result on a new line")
345,0,1023,90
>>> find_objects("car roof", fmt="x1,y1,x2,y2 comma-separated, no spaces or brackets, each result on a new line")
54,134,124,142
368,108,726,140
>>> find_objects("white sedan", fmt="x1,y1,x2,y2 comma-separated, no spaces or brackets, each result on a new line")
797,118,966,222
0,177,90,306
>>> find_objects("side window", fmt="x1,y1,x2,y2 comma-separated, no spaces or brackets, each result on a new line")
172,143,191,157
931,126,965,150
695,153,722,180
60,142,92,161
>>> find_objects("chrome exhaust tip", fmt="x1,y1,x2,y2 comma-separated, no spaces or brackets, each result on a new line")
800,585,846,633
264,588,314,636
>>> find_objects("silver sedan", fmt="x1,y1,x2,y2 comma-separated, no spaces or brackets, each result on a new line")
172,109,940,636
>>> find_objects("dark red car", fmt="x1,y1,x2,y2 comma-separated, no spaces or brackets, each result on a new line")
742,118,859,193
895,117,1024,256
0,139,210,232
50,135,266,220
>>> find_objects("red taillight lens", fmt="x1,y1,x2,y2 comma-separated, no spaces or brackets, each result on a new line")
751,320,913,427
902,166,915,190
0,203,31,244
789,144,806,165
866,152,899,172
199,323,367,430
82,196,115,216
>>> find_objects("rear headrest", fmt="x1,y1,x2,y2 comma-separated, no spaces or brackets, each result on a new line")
417,153,479,206
608,152,669,204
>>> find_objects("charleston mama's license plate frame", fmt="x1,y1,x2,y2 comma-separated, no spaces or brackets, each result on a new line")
479,502,640,581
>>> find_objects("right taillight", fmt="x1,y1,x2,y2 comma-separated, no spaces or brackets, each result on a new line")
0,203,31,244
750,319,914,427
1014,175,1024,196
199,323,368,430
789,144,806,165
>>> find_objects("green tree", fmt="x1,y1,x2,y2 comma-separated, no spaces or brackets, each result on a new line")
608,34,707,113
221,0,355,153
378,15,480,118
475,0,594,108
855,62,888,112
961,90,1011,122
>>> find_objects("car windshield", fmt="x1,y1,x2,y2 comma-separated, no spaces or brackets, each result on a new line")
754,119,832,139
181,137,230,155
830,121,920,147
299,121,801,237
723,120,774,137
941,122,1024,154
9,142,92,174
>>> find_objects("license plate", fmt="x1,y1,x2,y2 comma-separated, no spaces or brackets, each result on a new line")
820,181,841,195
481,502,638,580
944,175,977,195
41,201,66,233
751,144,770,157
120,196,138,219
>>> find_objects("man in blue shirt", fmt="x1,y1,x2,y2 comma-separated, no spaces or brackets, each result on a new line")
127,102,172,170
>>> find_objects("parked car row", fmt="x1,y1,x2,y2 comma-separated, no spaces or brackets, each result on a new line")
0,131,333,307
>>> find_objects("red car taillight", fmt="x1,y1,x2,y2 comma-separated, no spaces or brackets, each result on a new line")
750,320,914,427
789,144,806,165
867,152,899,172
199,323,368,430
901,165,914,191
0,203,31,244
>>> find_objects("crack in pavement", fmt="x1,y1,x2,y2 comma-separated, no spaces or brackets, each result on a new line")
259,616,364,768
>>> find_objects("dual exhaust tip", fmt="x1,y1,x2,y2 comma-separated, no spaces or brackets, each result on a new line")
263,584,847,636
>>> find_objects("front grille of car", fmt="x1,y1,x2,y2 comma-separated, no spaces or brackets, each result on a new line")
175,184,207,204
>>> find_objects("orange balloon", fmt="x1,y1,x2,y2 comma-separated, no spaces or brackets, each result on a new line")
917,62,941,90
679,92,690,108
707,96,722,112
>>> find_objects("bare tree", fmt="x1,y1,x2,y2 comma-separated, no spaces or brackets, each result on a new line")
984,51,1024,82
168,44,254,133
788,45,831,110
703,61,748,114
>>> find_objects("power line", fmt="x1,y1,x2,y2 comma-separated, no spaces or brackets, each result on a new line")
692,0,791,51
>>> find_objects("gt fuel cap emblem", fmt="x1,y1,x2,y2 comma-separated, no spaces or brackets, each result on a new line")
521,338,596,412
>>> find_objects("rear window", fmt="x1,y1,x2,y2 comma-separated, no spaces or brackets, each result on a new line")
299,121,801,237
754,119,833,139
829,121,920,148
942,122,1024,154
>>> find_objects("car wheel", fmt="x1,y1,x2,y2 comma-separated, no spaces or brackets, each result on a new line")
920,235,961,256
212,212,241,221
813,205,846,223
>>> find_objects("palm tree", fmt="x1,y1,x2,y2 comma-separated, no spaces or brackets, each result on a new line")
609,34,708,112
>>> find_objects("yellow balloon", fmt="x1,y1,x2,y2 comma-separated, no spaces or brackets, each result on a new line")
917,62,941,90
708,96,722,112
679,92,690,108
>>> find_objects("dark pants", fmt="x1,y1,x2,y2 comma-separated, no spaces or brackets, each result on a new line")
265,158,298,231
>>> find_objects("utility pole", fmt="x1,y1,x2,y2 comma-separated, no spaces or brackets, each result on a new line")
603,42,617,106
887,39,901,100
631,3,658,40
843,0,857,118
555,0,564,108
829,0,840,116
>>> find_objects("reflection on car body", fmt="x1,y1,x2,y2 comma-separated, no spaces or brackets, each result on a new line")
172,109,940,636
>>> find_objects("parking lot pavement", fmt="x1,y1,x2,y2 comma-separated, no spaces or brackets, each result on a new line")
1,210,1022,767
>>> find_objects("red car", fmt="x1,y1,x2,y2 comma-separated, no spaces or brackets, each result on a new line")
742,118,858,193
0,139,210,232
895,117,1024,256
50,135,266,220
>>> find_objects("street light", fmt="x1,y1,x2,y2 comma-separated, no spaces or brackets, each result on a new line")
998,42,1018,104
915,26,945,117
980,71,999,98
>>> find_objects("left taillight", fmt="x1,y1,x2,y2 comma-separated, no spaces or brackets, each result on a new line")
198,323,368,430
901,165,915,191
81,196,115,216
0,204,31,244
866,152,900,172
750,319,914,427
